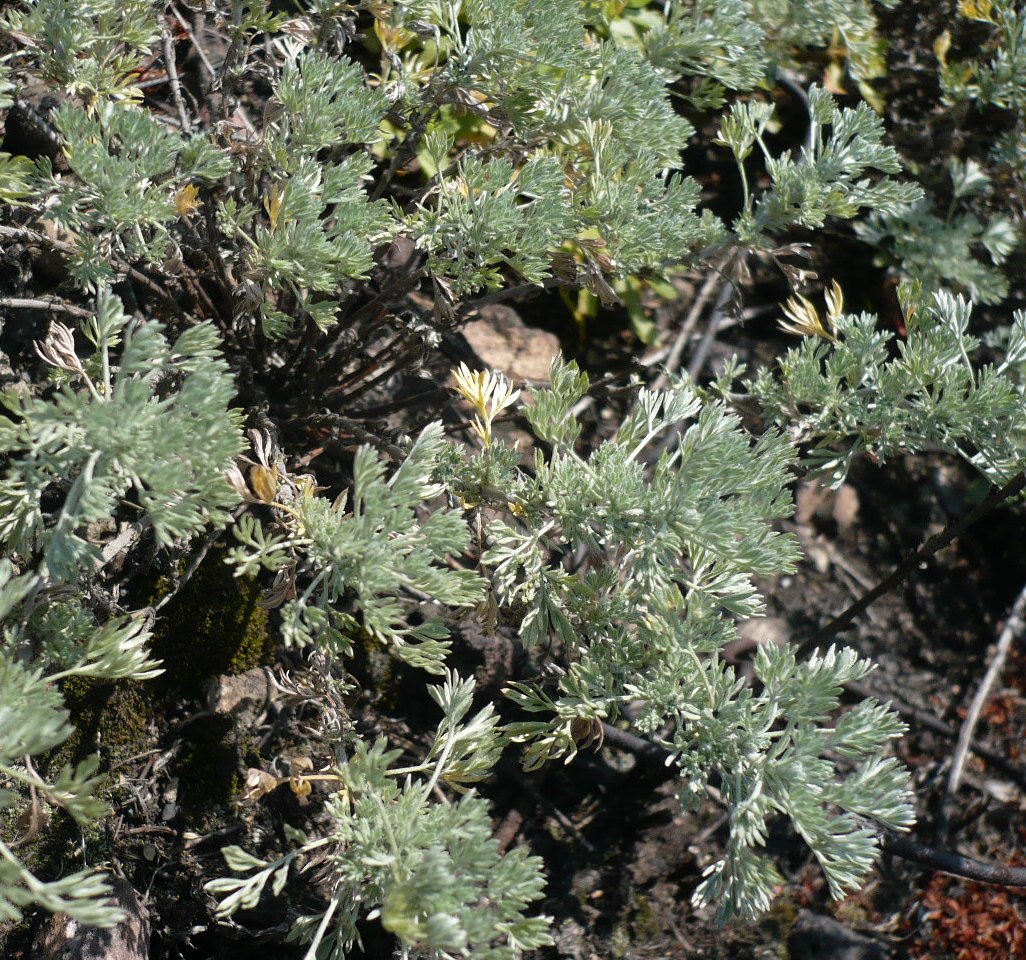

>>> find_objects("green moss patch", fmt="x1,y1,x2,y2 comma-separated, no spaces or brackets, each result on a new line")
49,677,156,776
146,549,276,696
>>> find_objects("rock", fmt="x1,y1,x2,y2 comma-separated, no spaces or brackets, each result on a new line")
832,484,860,531
787,910,887,960
737,616,790,649
726,617,791,682
795,480,860,533
551,917,590,960
804,536,832,574
461,304,561,382
795,481,830,527
204,666,272,716
34,876,150,960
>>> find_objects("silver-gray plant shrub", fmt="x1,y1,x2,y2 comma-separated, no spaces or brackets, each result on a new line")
0,288,244,580
0,0,1024,956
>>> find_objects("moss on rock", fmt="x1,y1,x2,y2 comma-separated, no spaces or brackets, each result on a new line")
349,627,401,710
49,677,156,776
31,550,279,848
145,548,276,696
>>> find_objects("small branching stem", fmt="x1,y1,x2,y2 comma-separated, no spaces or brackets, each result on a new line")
0,297,94,318
794,470,1026,661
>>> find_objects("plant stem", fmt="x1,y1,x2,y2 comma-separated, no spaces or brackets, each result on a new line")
793,470,1026,662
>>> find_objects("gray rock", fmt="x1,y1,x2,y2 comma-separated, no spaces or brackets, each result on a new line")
35,876,150,960
787,910,887,960
204,666,272,716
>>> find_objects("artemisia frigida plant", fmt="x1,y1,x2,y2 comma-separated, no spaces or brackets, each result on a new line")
0,0,1025,957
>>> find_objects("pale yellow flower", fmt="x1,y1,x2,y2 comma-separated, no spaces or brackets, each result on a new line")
959,0,994,22
174,182,201,218
264,184,285,231
823,279,844,326
452,362,520,446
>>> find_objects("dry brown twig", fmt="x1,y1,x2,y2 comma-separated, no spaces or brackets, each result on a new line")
947,581,1026,795
651,267,722,390
601,720,1026,890
794,470,1026,661
0,225,186,317
161,27,191,134
0,296,95,319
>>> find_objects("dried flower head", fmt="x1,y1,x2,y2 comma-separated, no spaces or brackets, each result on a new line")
34,321,86,376
779,287,839,342
823,279,844,325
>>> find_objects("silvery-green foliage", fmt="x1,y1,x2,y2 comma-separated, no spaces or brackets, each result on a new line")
226,423,484,672
646,0,893,110
35,102,231,288
0,289,244,580
446,357,912,921
10,599,163,685
939,0,1026,114
747,0,894,86
1,0,924,326
227,154,394,336
749,289,1026,485
0,58,33,204
856,160,1017,305
0,561,162,926
689,643,911,921
263,49,389,167
0,0,1000,947
395,1,912,295
721,86,922,243
215,354,904,936
218,352,918,933
222,47,394,336
0,62,13,111
209,673,552,959
411,151,573,296
644,0,769,108
0,0,159,102
935,0,1026,191
399,0,720,296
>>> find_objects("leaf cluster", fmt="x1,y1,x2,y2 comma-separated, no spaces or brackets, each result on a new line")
227,422,483,672
856,159,1017,305
0,289,244,580
210,674,551,960
749,288,1026,485
0,561,162,927
439,358,912,920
